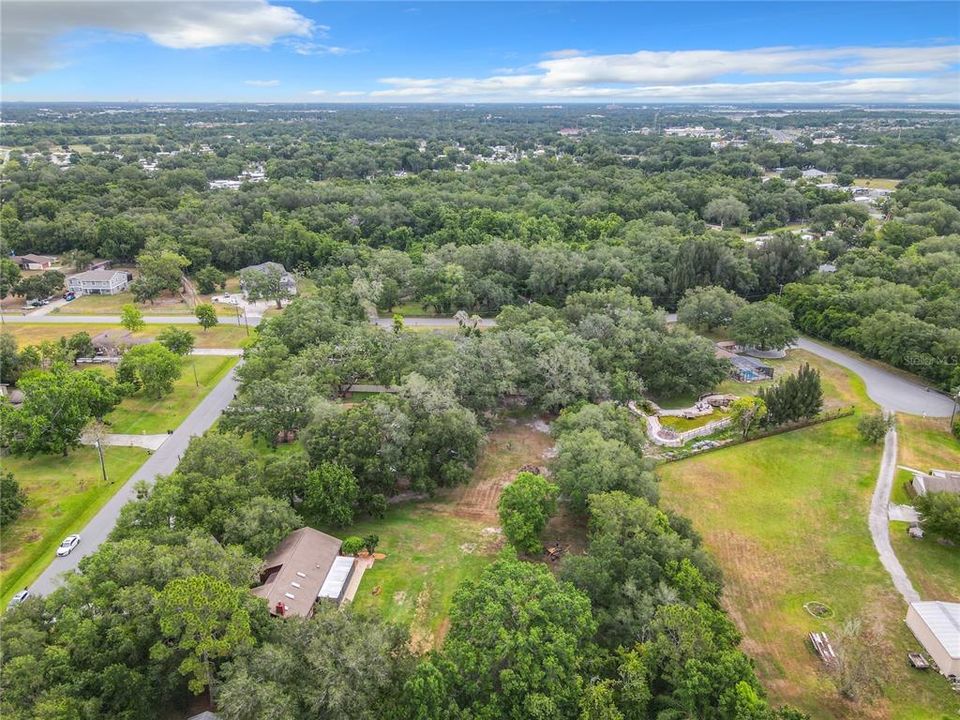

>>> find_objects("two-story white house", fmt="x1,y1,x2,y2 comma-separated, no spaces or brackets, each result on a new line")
67,270,131,296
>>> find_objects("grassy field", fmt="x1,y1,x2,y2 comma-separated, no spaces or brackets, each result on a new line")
897,415,960,472
0,322,252,348
659,410,730,431
56,291,236,316
654,347,869,411
104,355,237,434
658,416,958,719
381,301,440,317
853,178,901,190
344,507,500,651
890,415,960,603
891,524,960,602
343,417,554,651
0,446,148,605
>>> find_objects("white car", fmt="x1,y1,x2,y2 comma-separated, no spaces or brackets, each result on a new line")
56,534,81,557
8,589,30,607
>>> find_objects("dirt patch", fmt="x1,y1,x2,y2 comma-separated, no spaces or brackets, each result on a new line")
439,419,555,522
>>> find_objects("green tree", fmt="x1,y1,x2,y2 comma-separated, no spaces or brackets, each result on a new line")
194,303,219,332
302,462,359,527
362,534,380,555
153,574,254,696
730,396,767,439
14,270,64,301
120,303,145,333
222,378,310,447
131,249,190,303
2,363,122,456
241,264,293,309
677,285,747,331
157,326,196,356
731,302,797,351
857,412,892,444
498,471,558,554
62,249,95,273
0,471,27,526
438,557,597,719
0,258,21,300
195,266,226,295
66,331,95,360
703,197,749,229
116,343,182,399
0,332,20,383
915,492,960,544
222,496,302,557
552,429,658,513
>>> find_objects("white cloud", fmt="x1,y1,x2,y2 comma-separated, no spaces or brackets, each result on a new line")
542,48,588,60
1,0,314,82
363,44,960,103
289,42,356,56
245,79,280,87
534,45,960,85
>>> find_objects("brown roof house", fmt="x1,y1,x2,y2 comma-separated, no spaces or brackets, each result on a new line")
251,527,356,618
12,254,55,270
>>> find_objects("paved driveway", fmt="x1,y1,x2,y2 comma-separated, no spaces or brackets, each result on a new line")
29,362,243,596
794,337,954,417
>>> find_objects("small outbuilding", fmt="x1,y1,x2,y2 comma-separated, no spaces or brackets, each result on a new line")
908,471,960,498
905,601,960,677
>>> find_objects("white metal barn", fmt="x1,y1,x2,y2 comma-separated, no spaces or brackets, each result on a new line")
906,601,960,677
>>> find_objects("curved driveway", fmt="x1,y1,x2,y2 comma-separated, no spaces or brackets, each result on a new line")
794,337,954,417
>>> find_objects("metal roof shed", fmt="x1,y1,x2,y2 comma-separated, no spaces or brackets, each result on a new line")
906,601,960,677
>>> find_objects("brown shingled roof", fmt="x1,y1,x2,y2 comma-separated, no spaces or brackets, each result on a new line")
251,527,342,618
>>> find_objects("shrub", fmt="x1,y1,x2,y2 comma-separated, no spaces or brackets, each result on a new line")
340,536,364,556
857,413,892,444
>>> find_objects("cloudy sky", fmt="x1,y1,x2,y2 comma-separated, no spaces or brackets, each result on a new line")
1,1,958,103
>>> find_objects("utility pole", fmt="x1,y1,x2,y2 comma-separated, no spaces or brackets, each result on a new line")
192,358,199,388
96,438,109,484
951,387,959,428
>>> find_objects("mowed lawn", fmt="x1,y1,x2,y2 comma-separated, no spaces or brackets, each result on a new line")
55,291,236,316
343,507,499,652
658,416,958,719
0,322,251,348
104,355,238,434
654,348,869,410
890,415,960,602
0,446,147,605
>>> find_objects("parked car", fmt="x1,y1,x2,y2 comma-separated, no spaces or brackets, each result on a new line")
62,291,76,301
56,534,81,557
8,589,30,607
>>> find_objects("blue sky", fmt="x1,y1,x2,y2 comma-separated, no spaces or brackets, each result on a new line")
2,1,958,103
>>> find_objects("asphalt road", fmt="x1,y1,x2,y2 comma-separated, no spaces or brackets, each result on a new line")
28,361,243,596
794,337,954,417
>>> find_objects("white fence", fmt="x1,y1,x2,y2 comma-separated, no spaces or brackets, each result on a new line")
628,401,732,448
